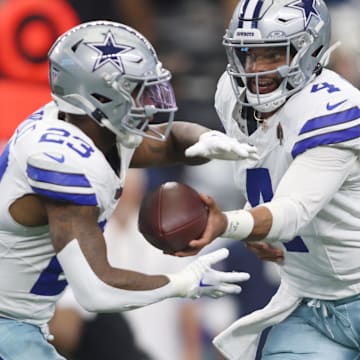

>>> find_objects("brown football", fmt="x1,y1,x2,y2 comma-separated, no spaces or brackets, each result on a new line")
138,182,208,252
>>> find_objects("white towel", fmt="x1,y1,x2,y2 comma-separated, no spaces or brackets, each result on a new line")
213,282,301,360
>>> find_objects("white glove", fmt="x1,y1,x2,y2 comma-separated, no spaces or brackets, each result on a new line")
168,248,250,299
185,130,259,160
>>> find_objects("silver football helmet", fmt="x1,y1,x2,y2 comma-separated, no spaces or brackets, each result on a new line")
48,21,177,147
224,0,331,112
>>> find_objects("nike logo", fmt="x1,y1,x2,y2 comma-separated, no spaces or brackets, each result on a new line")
326,99,347,111
44,152,65,163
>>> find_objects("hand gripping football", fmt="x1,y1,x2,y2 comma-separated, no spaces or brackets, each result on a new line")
138,182,208,252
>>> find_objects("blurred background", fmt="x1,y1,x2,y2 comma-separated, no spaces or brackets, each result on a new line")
0,0,359,359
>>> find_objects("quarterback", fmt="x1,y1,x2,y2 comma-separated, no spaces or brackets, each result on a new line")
181,0,360,359
0,21,257,360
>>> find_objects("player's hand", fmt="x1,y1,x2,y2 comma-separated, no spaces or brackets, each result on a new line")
168,248,250,299
245,241,284,264
185,130,259,160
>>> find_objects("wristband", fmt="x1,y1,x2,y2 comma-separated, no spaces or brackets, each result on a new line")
222,210,254,240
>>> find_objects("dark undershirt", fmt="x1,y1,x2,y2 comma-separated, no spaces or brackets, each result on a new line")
242,106,258,136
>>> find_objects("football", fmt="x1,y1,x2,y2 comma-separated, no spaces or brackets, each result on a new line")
138,182,208,252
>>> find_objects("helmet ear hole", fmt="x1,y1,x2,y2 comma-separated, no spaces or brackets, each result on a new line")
312,46,324,58
91,93,112,104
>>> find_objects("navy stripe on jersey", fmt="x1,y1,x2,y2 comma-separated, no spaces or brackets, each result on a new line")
27,164,91,188
31,186,98,206
292,124,360,157
299,107,360,135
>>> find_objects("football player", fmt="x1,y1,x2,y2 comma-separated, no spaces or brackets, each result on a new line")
0,21,257,360
182,0,360,359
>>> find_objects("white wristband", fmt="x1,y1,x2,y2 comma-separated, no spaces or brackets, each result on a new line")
222,210,254,240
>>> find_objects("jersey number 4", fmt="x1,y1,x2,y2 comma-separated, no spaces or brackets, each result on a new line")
247,168,309,253
31,256,67,296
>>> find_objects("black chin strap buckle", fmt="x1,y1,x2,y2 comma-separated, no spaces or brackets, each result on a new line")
314,63,323,76
91,108,107,123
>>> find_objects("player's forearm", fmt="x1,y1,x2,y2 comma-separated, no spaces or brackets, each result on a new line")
101,268,169,291
222,206,273,242
168,121,210,165
223,147,357,243
58,239,247,312
57,239,177,312
131,122,210,167
249,206,273,240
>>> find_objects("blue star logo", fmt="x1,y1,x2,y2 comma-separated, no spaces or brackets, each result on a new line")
85,30,134,72
287,0,320,28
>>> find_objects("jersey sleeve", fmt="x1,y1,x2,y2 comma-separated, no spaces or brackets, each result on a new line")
26,152,98,206
291,106,360,157
263,146,357,242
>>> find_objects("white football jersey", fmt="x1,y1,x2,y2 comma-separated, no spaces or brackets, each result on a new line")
215,69,360,299
0,102,127,326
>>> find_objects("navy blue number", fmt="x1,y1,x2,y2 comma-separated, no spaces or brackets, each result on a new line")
246,168,309,253
311,82,340,94
14,121,37,144
31,256,68,296
39,128,94,158
246,168,273,206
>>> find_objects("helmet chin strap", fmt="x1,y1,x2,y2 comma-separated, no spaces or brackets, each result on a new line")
101,118,143,149
116,131,143,149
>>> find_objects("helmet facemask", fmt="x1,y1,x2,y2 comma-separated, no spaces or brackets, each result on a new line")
225,36,311,112
94,65,177,145
113,69,177,142
223,0,331,113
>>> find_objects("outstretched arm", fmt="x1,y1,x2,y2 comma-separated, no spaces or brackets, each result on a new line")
45,200,249,312
131,123,258,167
174,146,356,256
131,122,211,167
